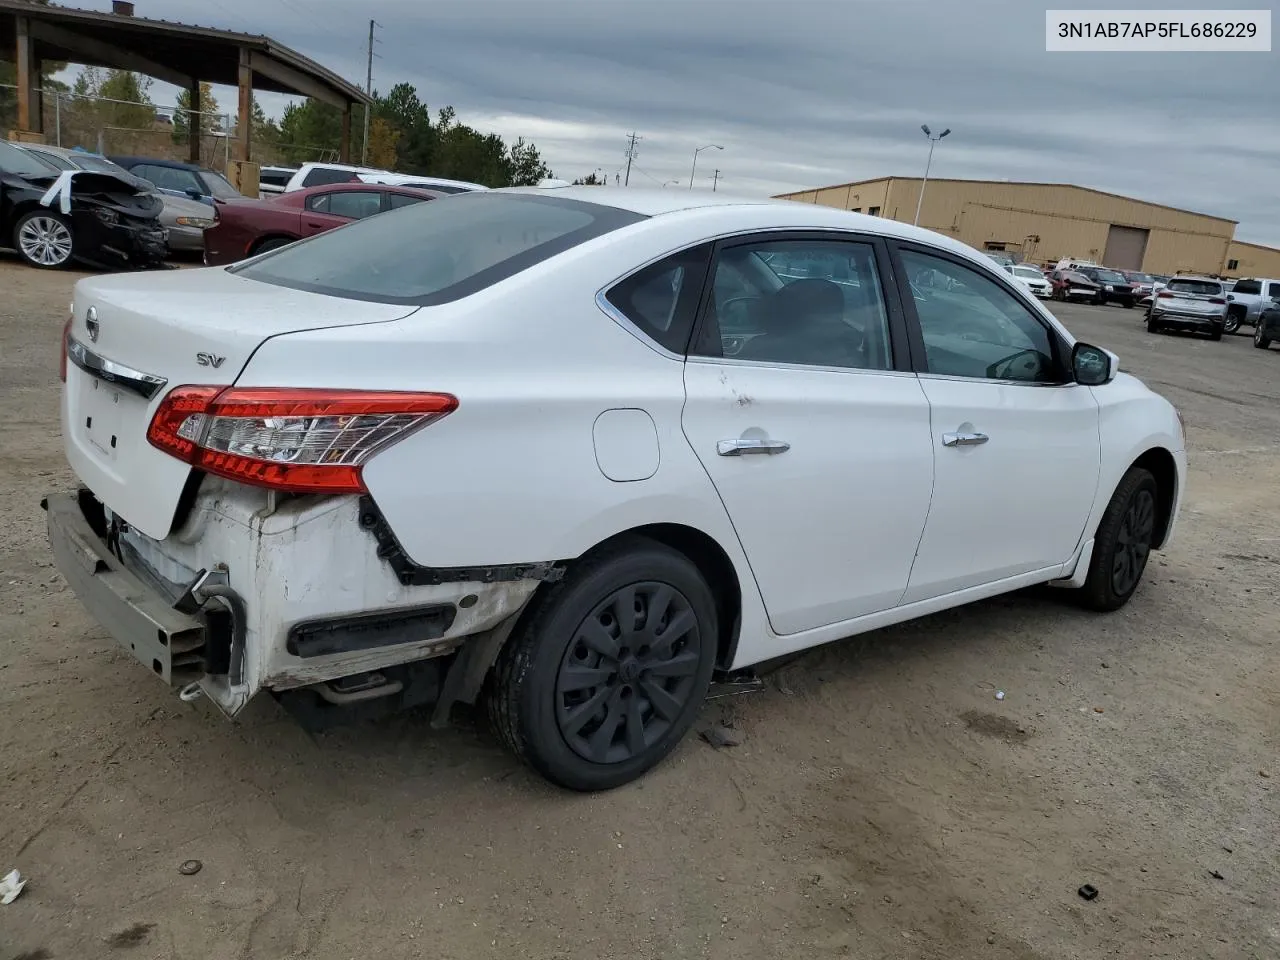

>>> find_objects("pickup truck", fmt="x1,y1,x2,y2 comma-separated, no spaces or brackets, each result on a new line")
1224,277,1280,334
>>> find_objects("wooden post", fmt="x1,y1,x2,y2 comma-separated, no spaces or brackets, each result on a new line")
236,47,252,162
339,105,351,163
14,16,39,133
188,77,201,165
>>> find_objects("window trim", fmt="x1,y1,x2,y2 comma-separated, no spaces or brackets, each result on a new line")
887,239,1075,386
686,229,914,375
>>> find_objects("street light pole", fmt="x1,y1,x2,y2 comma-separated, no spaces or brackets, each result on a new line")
913,124,950,227
690,143,723,188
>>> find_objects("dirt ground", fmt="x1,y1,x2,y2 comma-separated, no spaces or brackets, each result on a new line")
1,255,1277,960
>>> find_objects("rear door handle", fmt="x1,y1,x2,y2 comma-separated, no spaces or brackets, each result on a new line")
942,431,989,447
717,438,791,457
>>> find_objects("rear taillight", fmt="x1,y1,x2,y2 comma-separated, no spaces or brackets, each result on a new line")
1157,291,1174,299
59,313,73,381
146,386,458,494
1209,297,1226,305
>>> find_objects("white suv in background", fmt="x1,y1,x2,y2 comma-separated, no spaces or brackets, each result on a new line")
283,162,488,195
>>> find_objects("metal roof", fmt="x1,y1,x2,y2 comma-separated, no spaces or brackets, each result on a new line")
0,0,370,106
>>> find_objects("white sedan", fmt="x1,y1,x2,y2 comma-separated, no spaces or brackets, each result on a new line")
1006,262,1053,298
47,188,1186,790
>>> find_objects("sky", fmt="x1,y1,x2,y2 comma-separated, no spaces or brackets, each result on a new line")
56,0,1280,246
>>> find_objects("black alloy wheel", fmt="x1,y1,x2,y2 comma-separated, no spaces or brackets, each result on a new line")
1076,466,1159,611
488,537,718,791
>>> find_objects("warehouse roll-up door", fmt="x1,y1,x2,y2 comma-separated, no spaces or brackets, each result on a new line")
1103,225,1149,270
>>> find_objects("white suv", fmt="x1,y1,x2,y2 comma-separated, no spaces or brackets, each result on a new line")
283,162,487,195
47,188,1186,790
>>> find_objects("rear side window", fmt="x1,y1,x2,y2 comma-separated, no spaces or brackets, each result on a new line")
234,193,646,305
302,166,358,187
604,246,711,354
1232,279,1261,295
307,190,383,219
388,192,430,209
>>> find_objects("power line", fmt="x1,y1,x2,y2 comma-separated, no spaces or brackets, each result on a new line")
623,131,641,187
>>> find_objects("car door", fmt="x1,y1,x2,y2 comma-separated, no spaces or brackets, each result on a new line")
891,244,1101,603
678,233,935,636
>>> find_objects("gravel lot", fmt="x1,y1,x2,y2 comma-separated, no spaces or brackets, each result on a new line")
1,257,1277,960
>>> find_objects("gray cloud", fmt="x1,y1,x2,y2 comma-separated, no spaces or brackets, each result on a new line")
132,0,1280,244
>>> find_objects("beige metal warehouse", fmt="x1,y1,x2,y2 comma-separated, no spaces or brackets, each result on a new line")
774,176,1272,277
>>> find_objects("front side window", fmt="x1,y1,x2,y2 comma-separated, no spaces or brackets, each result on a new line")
308,190,383,220
692,238,893,371
1267,282,1280,301
235,192,646,305
901,248,1062,383
604,245,711,353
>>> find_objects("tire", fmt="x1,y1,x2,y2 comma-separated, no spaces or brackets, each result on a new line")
1075,466,1159,612
1255,323,1273,349
251,236,294,256
1146,314,1162,334
1208,325,1223,342
13,210,75,269
1224,310,1241,334
1123,300,1134,309
487,536,718,791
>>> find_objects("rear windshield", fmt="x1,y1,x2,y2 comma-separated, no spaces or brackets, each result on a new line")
234,192,646,305
1167,279,1222,295
1090,269,1126,282
1231,279,1261,295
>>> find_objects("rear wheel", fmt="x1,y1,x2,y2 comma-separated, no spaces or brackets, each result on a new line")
487,537,718,791
1208,325,1223,341
1256,322,1273,349
1224,309,1242,334
251,236,294,256
14,210,75,268
1076,467,1158,612
1146,314,1162,334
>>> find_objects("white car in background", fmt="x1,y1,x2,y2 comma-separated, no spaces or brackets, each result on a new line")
282,161,487,195
47,188,1186,791
1006,262,1053,298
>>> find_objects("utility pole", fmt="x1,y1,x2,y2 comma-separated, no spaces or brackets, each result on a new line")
361,19,380,166
623,132,641,187
711,168,721,192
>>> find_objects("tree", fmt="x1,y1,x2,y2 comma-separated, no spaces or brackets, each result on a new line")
366,116,399,169
572,172,605,186
277,98,344,164
173,81,220,145
375,82,431,171
506,137,551,186
72,68,157,129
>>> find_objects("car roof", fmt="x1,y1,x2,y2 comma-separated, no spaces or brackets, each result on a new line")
494,186,1002,259
111,155,201,171
295,182,444,197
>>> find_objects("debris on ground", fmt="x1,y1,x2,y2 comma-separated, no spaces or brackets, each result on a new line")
1209,870,1224,880
1,869,27,904
1078,884,1099,901
178,860,202,876
700,725,745,749
995,690,1006,701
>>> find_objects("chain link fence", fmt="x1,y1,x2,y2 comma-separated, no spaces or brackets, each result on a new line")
1,85,326,171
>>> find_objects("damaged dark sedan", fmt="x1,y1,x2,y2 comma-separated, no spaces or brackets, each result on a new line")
1,141,167,270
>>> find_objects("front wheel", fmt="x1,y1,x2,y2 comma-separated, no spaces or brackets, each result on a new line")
1146,315,1162,334
1075,467,1159,612
1256,323,1273,349
13,210,75,268
1224,311,1242,334
487,537,718,791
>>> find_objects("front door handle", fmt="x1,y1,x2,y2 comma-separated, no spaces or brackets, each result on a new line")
717,438,791,457
942,431,989,447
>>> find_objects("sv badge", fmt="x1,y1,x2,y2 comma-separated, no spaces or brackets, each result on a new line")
196,352,226,368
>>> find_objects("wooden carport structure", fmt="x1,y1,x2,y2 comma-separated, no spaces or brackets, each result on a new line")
1,0,370,163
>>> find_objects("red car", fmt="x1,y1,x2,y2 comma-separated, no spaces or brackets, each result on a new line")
203,182,444,266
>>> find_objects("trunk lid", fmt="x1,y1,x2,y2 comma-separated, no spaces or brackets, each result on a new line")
63,266,418,540
1161,284,1224,315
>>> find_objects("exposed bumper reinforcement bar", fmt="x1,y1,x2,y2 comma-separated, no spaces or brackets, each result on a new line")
44,491,207,685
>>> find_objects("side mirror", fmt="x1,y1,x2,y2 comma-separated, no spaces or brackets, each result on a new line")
186,189,203,200
1072,341,1115,386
